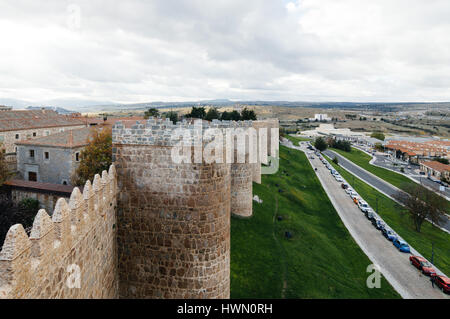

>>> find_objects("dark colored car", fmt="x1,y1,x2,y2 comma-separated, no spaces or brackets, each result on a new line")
374,219,385,230
409,256,436,276
431,275,450,293
382,228,397,241
341,183,349,189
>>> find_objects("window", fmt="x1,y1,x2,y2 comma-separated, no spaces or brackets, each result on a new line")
45,131,50,136
33,132,37,137
62,179,68,185
0,135,4,142
28,172,37,182
75,152,80,162
15,134,19,139
29,150,35,158
44,152,49,160
59,128,65,132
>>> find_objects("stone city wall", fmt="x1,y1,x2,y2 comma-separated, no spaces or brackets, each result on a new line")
0,166,118,299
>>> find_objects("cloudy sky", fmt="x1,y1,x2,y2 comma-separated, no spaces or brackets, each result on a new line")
1,0,450,106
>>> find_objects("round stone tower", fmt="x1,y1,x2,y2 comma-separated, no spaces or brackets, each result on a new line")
113,119,230,299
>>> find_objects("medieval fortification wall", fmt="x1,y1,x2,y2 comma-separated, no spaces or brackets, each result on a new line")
0,166,118,298
0,117,278,299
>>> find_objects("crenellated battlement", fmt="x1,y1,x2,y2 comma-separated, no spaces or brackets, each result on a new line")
0,165,119,299
112,117,256,147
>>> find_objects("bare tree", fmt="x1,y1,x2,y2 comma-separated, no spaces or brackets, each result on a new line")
0,147,13,186
394,183,448,233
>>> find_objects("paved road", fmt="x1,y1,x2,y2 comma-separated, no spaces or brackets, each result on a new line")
284,140,449,299
372,154,450,199
323,149,450,233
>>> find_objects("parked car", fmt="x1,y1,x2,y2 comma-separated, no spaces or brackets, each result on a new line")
431,274,450,293
393,238,410,253
350,192,359,200
374,219,385,230
345,188,354,195
341,183,349,190
335,176,343,182
365,209,376,221
352,196,359,205
382,228,397,241
357,200,370,213
409,256,436,276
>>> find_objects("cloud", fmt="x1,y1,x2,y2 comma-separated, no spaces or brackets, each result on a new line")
0,0,449,106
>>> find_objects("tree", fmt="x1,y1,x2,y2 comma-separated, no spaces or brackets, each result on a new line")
374,143,384,152
205,107,221,121
314,137,328,152
371,132,385,141
328,138,351,152
230,110,242,121
186,106,206,119
144,108,160,119
393,183,447,233
332,156,339,165
72,128,112,187
241,107,257,120
0,195,38,245
220,111,232,120
0,147,13,187
435,157,449,165
164,111,179,124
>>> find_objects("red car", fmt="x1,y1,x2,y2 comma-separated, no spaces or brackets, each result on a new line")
431,274,450,293
409,256,436,276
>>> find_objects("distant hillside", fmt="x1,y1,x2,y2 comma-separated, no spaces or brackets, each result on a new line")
26,106,77,115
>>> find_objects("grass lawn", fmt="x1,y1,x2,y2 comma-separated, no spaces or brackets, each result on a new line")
325,155,450,277
285,135,311,145
330,147,416,192
230,145,400,298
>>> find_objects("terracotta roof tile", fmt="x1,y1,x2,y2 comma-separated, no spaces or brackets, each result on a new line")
421,161,450,173
16,127,94,148
0,110,84,132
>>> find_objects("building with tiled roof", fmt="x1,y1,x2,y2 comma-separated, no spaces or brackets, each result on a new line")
420,160,450,181
385,139,449,163
0,109,86,153
15,127,95,185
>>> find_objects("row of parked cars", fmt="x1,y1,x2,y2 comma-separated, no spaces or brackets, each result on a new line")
317,154,450,294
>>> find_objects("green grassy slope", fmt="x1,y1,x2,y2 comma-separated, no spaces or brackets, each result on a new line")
285,135,311,144
330,147,415,192
325,155,450,277
230,145,400,298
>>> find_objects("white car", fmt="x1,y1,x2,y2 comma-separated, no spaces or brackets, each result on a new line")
345,187,354,195
350,192,359,200
335,176,343,182
357,200,371,213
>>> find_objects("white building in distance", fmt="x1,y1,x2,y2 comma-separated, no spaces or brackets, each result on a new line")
309,114,331,122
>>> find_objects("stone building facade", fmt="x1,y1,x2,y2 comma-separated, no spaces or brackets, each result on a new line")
16,127,92,185
0,109,85,154
0,118,278,299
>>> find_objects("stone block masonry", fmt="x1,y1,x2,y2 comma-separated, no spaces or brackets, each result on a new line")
113,118,277,298
0,166,118,298
114,144,230,298
0,117,278,299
